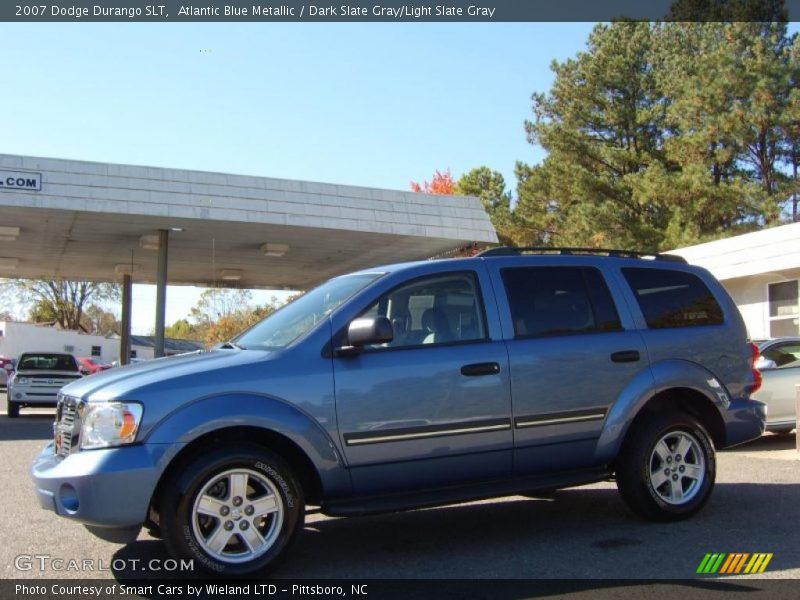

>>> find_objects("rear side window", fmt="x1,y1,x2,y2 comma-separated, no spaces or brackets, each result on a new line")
623,268,723,329
502,267,622,338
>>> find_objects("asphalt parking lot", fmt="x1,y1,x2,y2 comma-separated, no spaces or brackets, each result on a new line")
1,391,798,582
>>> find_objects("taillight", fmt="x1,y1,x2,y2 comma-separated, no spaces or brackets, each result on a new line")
750,342,762,394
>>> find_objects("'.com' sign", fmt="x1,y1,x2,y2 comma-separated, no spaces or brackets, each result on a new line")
0,170,42,191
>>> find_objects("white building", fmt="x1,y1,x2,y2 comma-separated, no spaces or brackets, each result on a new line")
670,222,800,340
0,321,119,362
0,321,204,362
126,335,204,360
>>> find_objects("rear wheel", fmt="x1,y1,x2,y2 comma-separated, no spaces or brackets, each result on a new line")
616,411,715,521
160,445,305,576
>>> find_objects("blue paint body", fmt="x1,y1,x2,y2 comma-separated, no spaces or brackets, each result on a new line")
30,254,766,541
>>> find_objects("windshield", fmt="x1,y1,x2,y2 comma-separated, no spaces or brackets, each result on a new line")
235,273,382,349
18,354,78,372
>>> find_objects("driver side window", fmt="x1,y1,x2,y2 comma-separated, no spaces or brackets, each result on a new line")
362,272,487,350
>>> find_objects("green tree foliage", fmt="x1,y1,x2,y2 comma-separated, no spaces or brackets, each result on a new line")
166,288,285,347
204,304,277,345
29,296,120,335
165,318,199,340
784,36,800,221
454,167,519,244
666,0,786,22
4,279,120,331
516,21,800,251
656,23,795,224
520,21,677,250
28,299,60,324
189,288,254,325
82,305,120,336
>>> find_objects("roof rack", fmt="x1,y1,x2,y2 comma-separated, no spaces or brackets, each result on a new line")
476,246,687,264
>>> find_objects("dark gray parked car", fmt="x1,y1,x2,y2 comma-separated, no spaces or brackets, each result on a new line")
32,248,766,575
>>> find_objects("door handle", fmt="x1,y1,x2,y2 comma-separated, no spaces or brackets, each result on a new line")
610,350,640,363
461,362,501,376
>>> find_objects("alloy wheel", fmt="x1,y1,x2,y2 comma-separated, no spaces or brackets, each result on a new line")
191,468,285,564
648,430,706,505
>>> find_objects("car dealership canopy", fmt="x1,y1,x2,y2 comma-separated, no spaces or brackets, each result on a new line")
0,153,497,359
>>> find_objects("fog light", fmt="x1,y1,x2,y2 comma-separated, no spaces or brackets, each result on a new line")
59,483,79,513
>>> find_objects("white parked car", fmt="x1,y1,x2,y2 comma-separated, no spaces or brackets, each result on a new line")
754,338,800,434
6,352,86,418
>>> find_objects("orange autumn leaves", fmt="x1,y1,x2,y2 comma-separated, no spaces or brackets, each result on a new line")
410,170,456,195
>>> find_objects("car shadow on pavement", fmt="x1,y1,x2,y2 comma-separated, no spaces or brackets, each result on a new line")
109,481,800,582
723,431,796,453
0,414,54,441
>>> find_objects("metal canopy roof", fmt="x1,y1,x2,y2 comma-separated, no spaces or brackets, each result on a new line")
0,154,497,289
668,221,800,282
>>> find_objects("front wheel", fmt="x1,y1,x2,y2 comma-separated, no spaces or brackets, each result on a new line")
160,445,305,576
616,412,715,521
6,400,19,418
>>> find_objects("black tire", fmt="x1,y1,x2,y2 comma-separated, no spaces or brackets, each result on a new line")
6,401,19,418
160,444,305,576
616,411,715,522
144,521,162,539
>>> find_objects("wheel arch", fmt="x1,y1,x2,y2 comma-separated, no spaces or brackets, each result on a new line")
595,360,730,464
143,393,352,529
617,388,726,459
149,425,325,529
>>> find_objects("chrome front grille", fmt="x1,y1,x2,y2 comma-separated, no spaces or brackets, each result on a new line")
54,396,79,457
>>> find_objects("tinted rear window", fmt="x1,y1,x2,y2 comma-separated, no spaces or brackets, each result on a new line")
502,266,622,338
623,268,723,329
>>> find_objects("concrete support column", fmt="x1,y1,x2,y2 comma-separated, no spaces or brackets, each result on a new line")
154,229,169,358
120,274,132,365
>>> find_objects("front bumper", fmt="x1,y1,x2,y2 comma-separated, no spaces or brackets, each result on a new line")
30,441,166,532
8,387,58,405
721,398,768,448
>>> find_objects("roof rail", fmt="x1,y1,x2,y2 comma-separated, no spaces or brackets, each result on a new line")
476,246,687,264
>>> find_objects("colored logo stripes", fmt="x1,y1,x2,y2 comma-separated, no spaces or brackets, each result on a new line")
697,553,773,574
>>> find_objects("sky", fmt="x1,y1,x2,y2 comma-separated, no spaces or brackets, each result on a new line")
0,21,600,333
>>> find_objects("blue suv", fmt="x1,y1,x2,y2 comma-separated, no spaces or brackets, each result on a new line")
31,248,766,575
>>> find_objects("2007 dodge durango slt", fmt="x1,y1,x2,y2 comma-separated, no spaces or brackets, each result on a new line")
31,247,767,575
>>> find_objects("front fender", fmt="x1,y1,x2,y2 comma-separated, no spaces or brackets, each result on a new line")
594,360,727,464
144,393,351,498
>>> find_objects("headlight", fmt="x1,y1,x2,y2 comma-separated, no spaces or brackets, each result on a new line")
15,377,29,385
80,402,143,450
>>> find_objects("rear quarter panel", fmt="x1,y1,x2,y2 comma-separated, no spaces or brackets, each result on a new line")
604,262,753,402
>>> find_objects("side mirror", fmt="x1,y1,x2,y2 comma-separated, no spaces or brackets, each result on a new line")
337,316,393,355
